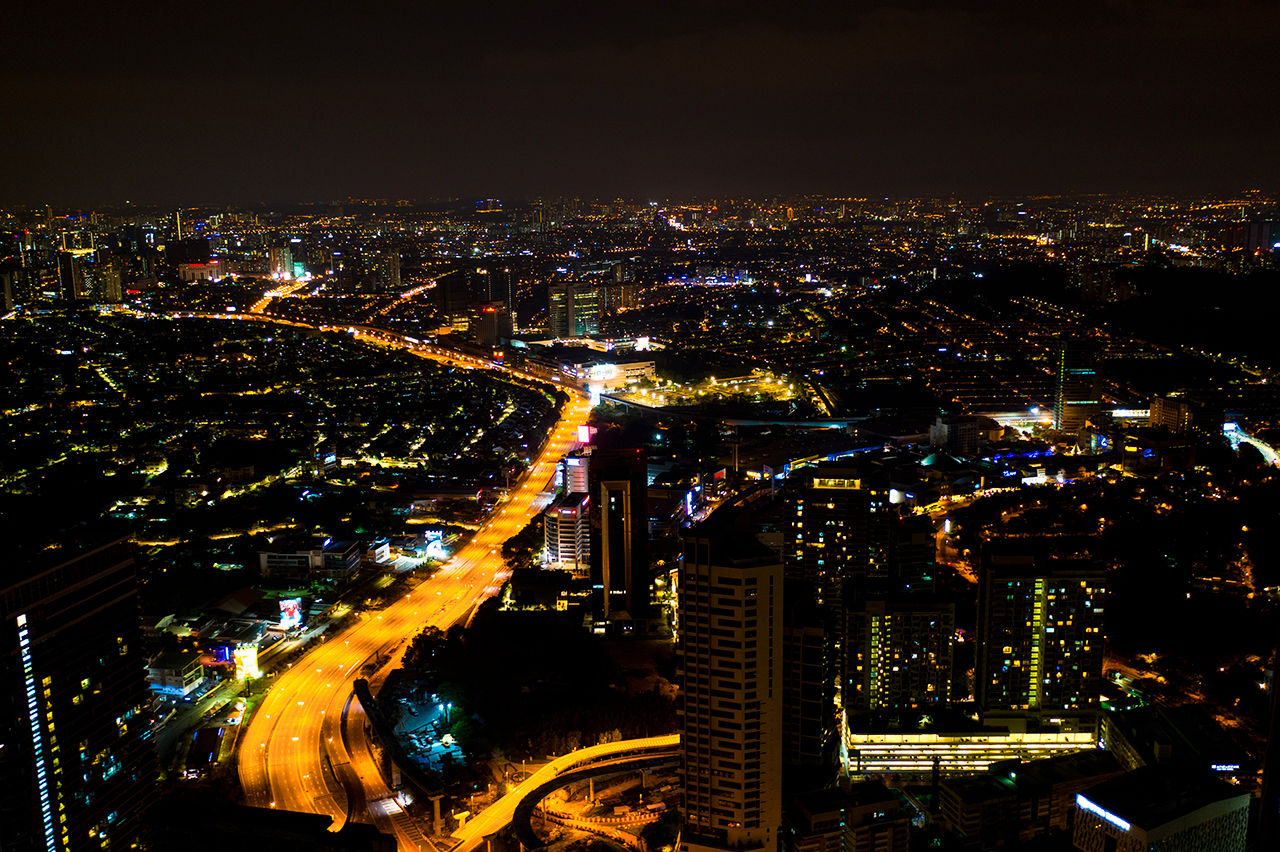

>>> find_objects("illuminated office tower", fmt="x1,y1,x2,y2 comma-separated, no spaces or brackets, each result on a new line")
846,594,954,713
1052,339,1099,432
56,250,94,300
0,540,157,851
679,511,783,852
268,245,293,279
372,249,401,292
558,453,590,494
289,238,306,278
544,492,591,577
978,545,1105,733
548,283,604,338
589,448,648,620
470,301,513,345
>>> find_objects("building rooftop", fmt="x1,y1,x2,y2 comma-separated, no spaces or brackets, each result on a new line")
1010,748,1123,790
1079,765,1247,831
690,503,779,563
943,773,1017,804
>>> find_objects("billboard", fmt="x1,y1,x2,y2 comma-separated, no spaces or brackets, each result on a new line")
588,363,619,383
424,529,447,560
233,644,261,680
279,598,302,630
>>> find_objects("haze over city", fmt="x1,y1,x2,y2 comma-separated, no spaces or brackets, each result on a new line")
3,1,1279,203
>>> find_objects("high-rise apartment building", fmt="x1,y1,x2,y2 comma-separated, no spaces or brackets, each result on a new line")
679,511,783,852
846,593,954,713
788,464,893,621
0,540,157,851
781,580,828,768
978,545,1106,733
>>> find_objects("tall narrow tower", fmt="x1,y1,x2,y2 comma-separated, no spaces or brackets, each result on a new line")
0,540,158,850
590,448,648,621
1052,339,1099,432
679,509,783,852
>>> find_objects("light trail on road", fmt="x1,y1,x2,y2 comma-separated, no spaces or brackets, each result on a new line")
235,319,591,849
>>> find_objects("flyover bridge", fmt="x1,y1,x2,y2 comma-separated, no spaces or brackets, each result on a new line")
510,754,680,852
449,734,680,852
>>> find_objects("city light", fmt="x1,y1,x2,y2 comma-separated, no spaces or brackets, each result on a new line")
1077,794,1131,832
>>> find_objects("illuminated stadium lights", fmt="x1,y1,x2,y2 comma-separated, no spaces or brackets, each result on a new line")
1076,794,1131,832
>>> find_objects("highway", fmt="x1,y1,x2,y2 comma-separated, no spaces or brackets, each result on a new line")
452,734,680,852
236,318,592,848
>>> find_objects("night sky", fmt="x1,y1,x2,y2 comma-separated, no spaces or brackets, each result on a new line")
2,0,1276,205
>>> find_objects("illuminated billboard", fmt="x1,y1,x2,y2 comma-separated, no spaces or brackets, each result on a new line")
588,363,619,383
424,529,447,560
233,644,261,680
279,598,302,630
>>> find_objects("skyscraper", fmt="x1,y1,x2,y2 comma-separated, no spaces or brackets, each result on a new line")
781,579,828,769
0,540,157,851
589,448,648,621
548,283,604,338
1052,339,1099,433
788,463,894,622
845,593,954,713
679,510,783,852
978,544,1106,733
372,249,401,293
268,245,293,279
435,270,478,331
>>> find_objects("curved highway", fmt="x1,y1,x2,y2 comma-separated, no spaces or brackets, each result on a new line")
235,316,592,846
452,734,680,852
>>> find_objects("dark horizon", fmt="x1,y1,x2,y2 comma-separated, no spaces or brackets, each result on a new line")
3,1,1277,207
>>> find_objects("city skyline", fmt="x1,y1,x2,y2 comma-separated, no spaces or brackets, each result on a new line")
3,2,1278,849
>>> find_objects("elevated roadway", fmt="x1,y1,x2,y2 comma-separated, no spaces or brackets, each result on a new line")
450,734,680,852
